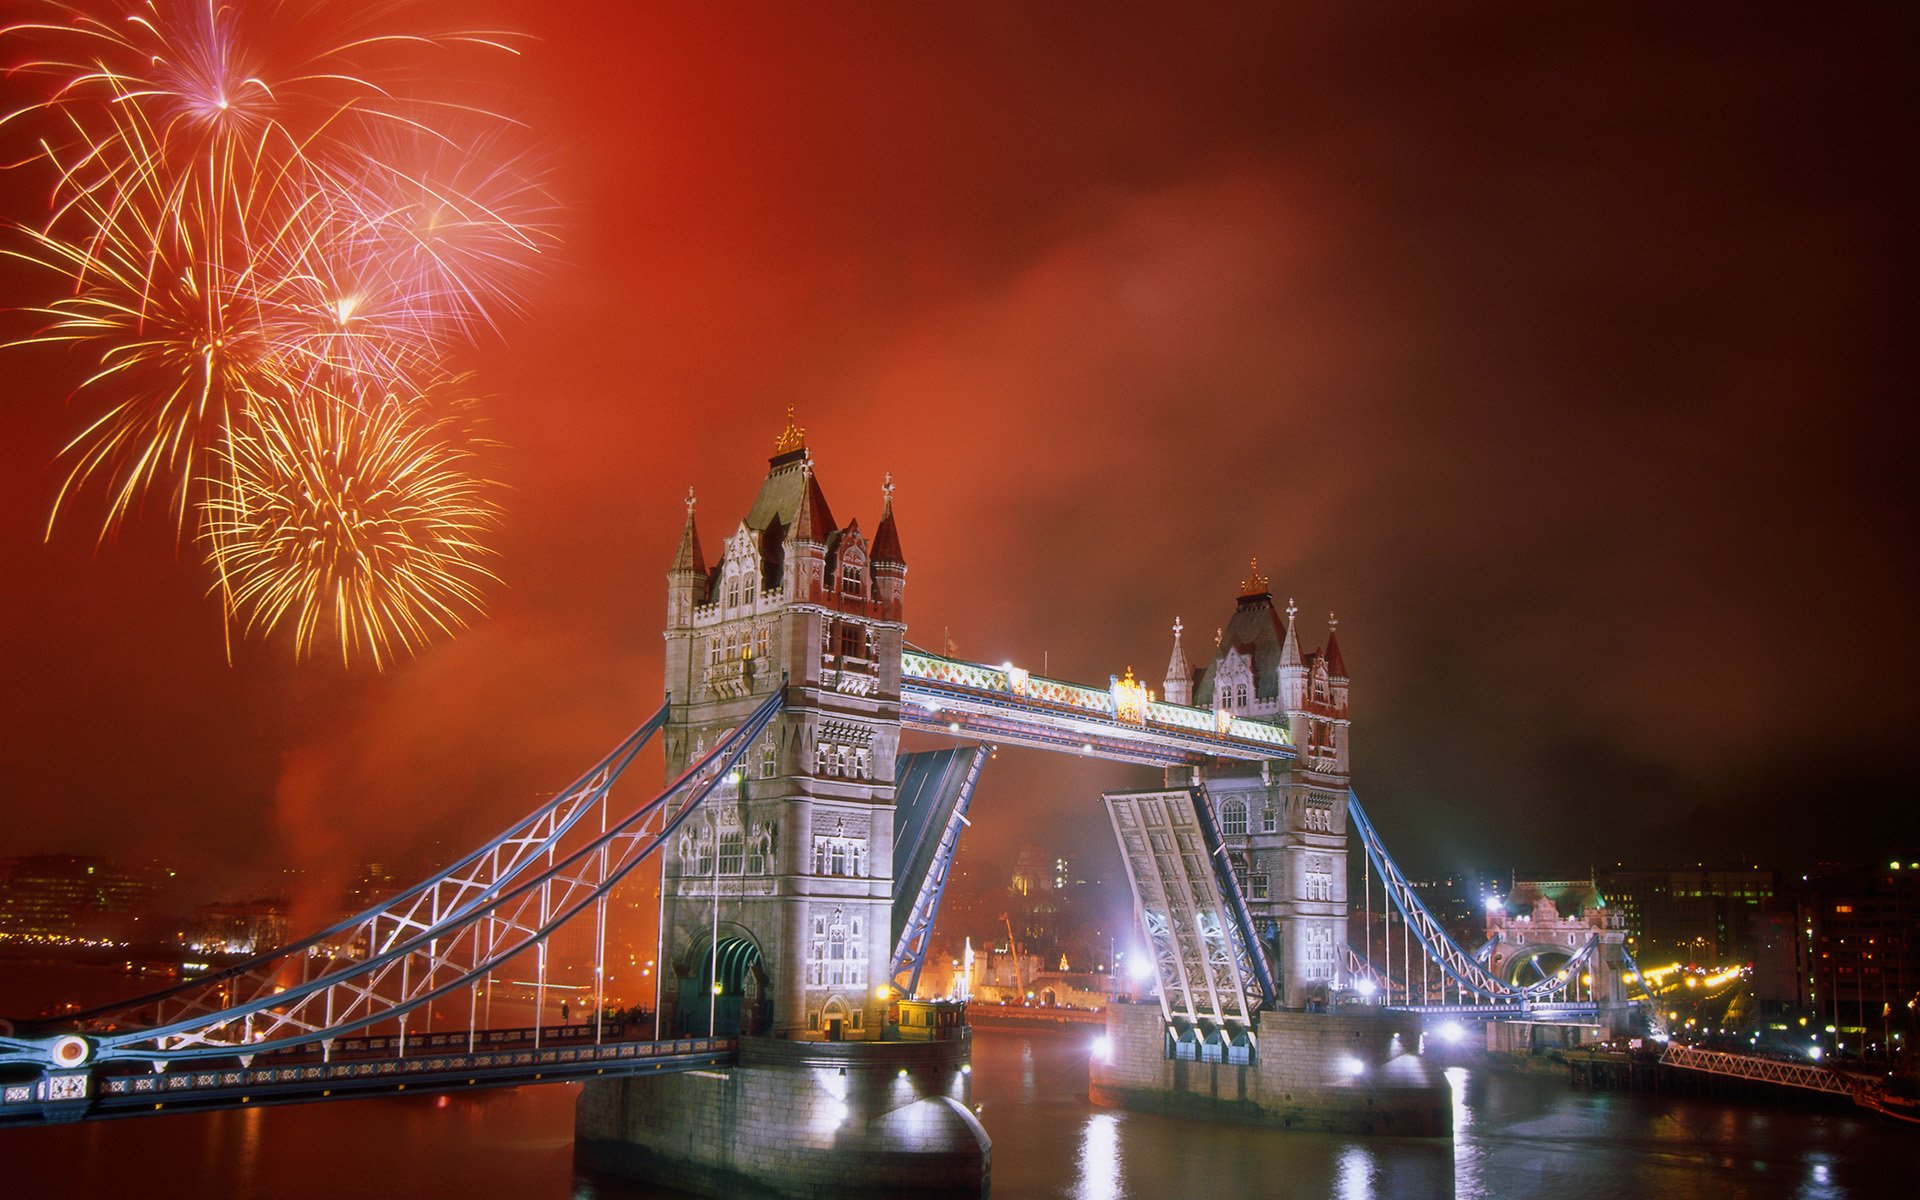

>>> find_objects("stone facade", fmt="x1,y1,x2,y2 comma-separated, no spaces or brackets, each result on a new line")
1169,565,1351,1008
660,416,907,1041
577,1036,987,1199
1089,1001,1450,1135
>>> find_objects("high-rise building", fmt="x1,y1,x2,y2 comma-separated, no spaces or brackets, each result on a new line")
1796,860,1920,1053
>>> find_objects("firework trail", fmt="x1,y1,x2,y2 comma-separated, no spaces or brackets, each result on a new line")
3,0,548,665
202,386,501,671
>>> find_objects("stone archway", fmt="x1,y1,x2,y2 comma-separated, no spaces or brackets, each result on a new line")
675,932,769,1036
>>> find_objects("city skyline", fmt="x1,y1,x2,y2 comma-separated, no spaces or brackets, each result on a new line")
2,1,1914,905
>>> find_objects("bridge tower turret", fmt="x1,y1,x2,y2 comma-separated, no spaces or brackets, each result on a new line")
659,409,906,1041
1193,564,1350,1007
1162,617,1194,706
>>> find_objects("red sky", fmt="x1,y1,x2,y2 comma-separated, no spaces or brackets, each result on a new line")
1,1,1915,902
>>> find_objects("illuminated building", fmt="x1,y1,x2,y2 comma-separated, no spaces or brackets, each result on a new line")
657,410,906,1040
1595,865,1778,963
1796,860,1920,1054
0,854,164,944
1167,563,1349,1004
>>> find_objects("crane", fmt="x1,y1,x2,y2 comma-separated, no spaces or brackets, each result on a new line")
1000,913,1026,998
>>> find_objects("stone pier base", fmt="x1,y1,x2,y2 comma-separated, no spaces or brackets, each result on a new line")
1089,1003,1451,1136
575,1034,989,1199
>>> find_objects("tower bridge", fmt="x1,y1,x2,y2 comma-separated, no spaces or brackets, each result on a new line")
0,414,1646,1197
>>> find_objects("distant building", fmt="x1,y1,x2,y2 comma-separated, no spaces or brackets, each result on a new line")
1795,860,1920,1054
1405,876,1480,947
0,854,165,944
1595,865,1778,966
187,898,290,956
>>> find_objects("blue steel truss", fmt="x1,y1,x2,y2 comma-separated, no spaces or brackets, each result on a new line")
888,744,992,996
1192,784,1279,1012
1346,790,1603,1004
38,703,673,1039
0,690,784,1080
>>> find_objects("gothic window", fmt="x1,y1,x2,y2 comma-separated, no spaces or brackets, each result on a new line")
840,560,863,597
830,842,847,876
757,626,772,659
1221,798,1248,837
1249,871,1269,900
725,576,739,608
1235,684,1248,708
719,831,743,875
854,748,871,780
837,623,863,660
725,631,740,660
1261,806,1278,834
708,639,721,667
1305,870,1333,902
694,829,714,876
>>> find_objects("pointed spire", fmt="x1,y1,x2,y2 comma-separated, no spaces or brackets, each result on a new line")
1325,611,1347,677
1163,616,1193,706
671,487,706,575
1279,596,1303,668
872,470,905,565
788,462,831,543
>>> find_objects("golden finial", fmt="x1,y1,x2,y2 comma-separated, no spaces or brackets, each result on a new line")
1240,557,1269,595
685,486,696,516
774,403,807,454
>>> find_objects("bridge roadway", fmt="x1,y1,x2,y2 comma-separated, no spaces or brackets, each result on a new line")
899,650,1292,767
0,1022,736,1126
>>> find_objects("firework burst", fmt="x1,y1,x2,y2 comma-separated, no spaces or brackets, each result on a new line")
4,0,548,665
202,387,502,670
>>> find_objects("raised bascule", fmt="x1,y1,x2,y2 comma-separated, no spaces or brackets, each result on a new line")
0,414,1653,1198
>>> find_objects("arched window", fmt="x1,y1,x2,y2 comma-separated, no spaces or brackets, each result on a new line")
1221,798,1248,837
757,626,771,659
719,831,743,875
840,560,863,596
1235,683,1249,708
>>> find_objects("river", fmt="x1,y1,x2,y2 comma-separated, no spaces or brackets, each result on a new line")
3,1024,1908,1199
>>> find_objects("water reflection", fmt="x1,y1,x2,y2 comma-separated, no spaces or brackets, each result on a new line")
1,1025,1909,1200
1337,1144,1373,1200
1076,1112,1122,1200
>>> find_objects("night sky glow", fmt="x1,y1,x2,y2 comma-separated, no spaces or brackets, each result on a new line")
1,1,1914,901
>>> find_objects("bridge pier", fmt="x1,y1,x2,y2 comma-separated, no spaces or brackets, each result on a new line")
1088,1002,1451,1136
575,1034,988,1199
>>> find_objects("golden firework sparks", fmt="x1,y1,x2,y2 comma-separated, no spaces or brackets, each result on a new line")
202,388,501,670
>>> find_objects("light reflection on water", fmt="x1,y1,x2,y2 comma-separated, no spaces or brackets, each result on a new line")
2,1027,1910,1199
1076,1111,1122,1200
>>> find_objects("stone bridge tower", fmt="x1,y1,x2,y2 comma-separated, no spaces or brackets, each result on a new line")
1178,561,1351,1008
659,411,906,1039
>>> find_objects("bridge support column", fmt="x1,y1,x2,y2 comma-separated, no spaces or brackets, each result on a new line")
575,1035,988,1199
1089,1002,1451,1136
